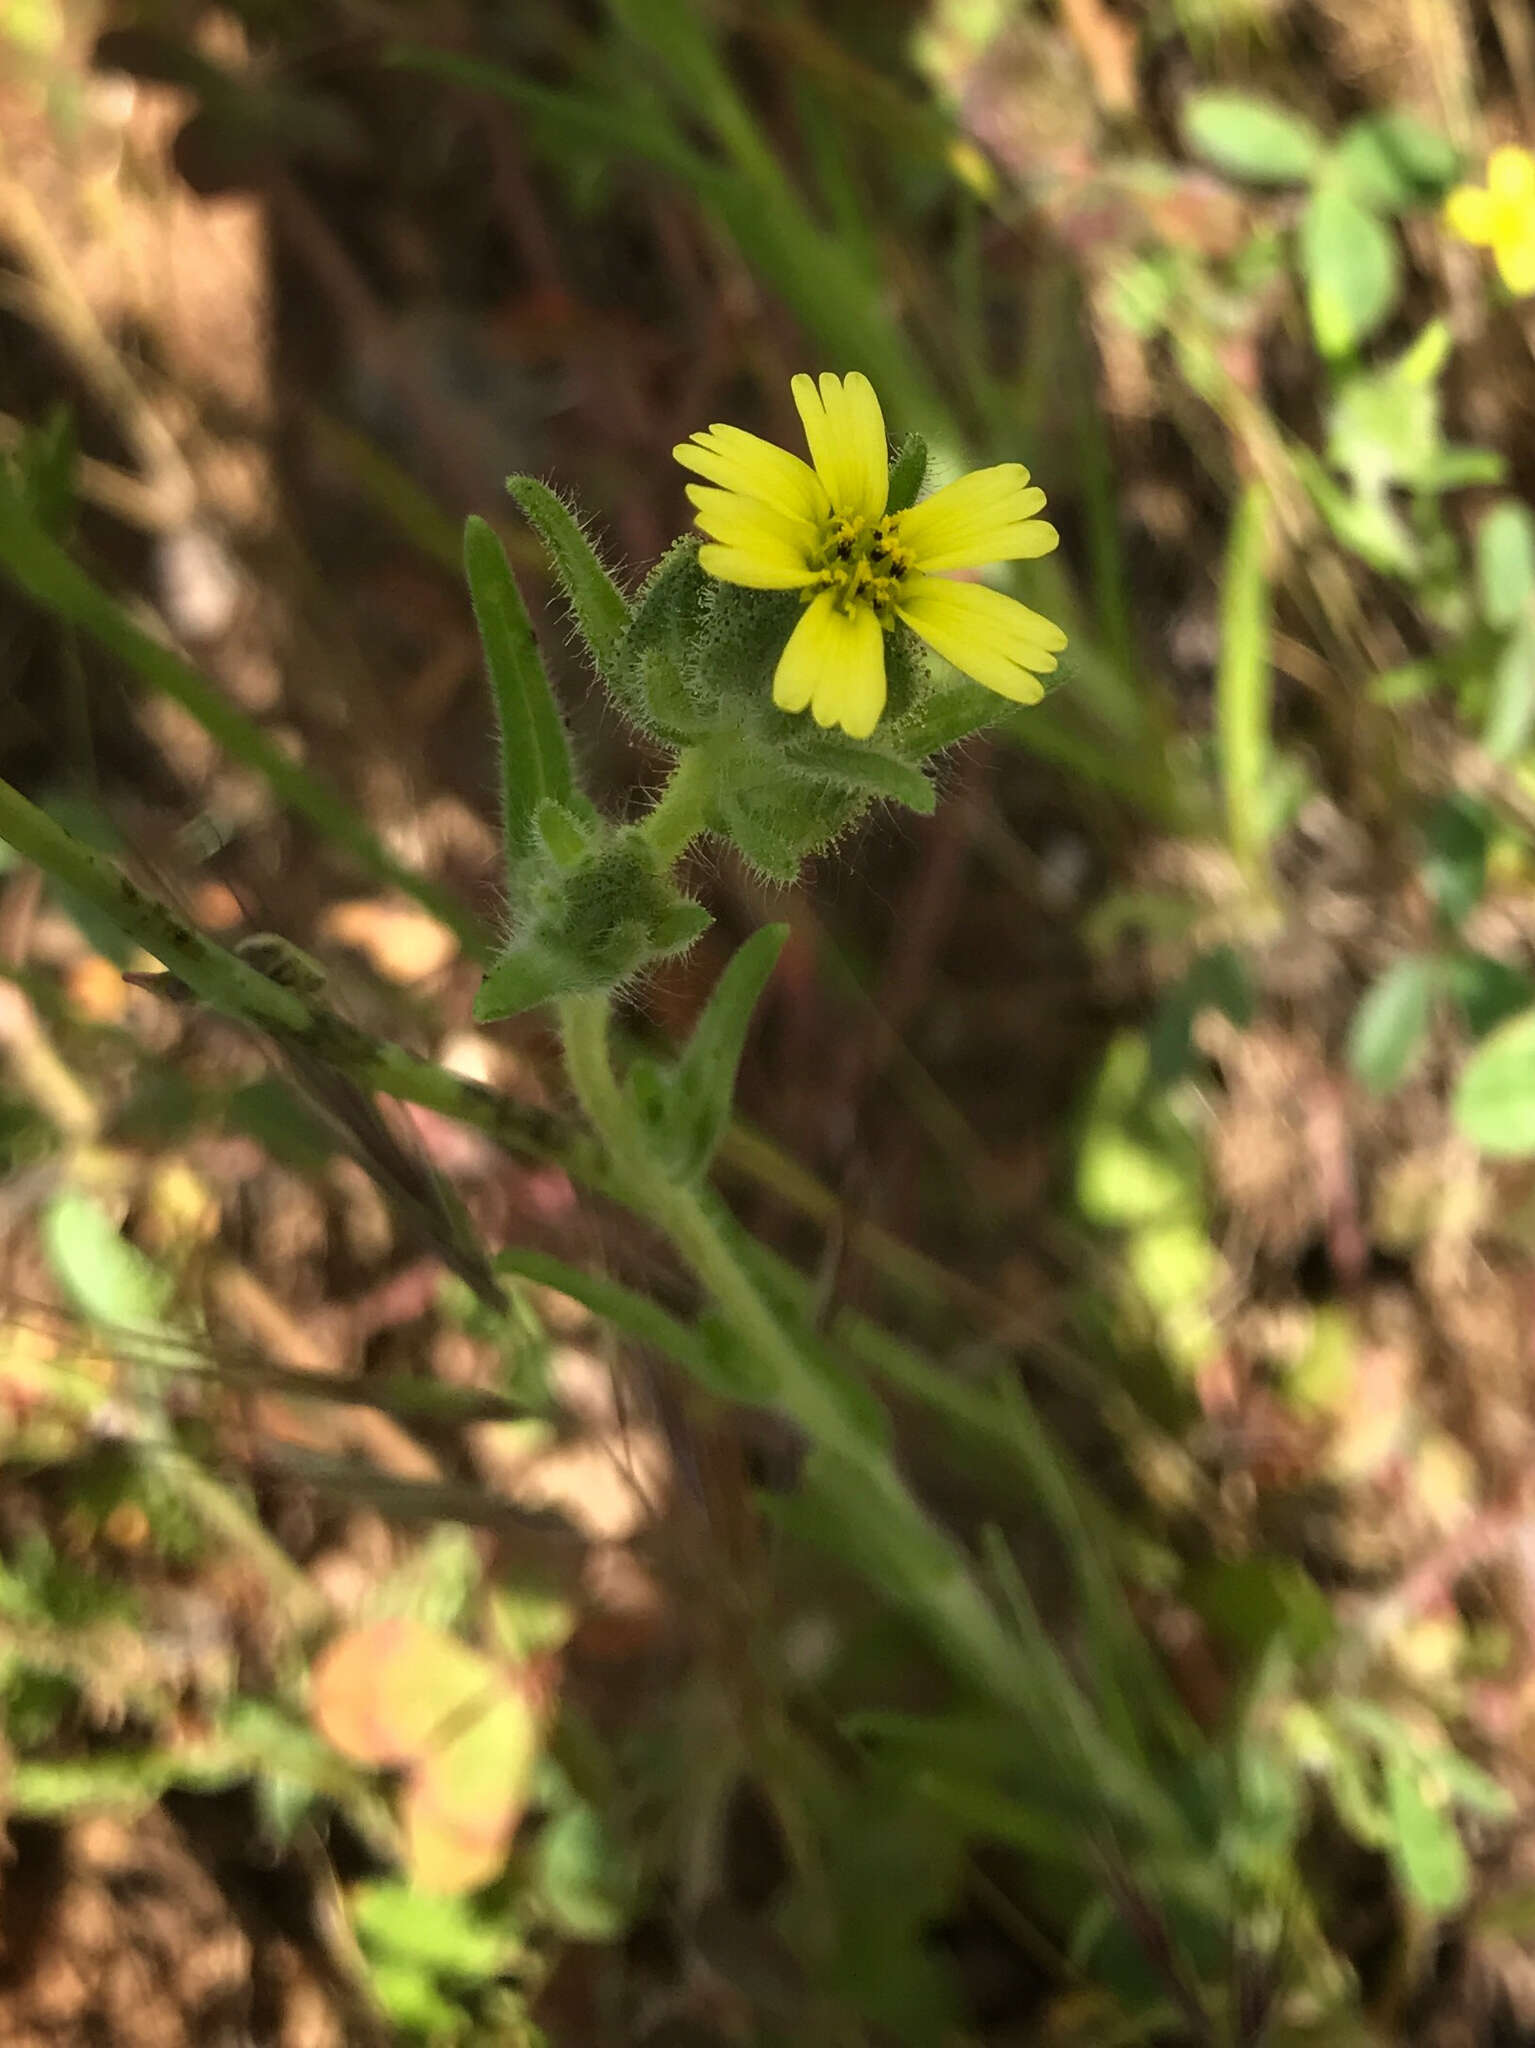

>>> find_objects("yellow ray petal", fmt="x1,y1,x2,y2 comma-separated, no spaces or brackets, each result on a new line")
674,423,830,524
1498,231,1535,296
699,542,818,590
897,465,1056,570
685,484,819,566
791,371,889,522
896,576,1065,705
1444,186,1496,245
773,590,887,736
910,517,1059,573
1489,146,1535,204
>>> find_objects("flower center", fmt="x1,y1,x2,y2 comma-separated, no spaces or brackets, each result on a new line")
807,514,915,620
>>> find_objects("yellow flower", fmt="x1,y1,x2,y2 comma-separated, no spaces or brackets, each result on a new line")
673,372,1066,740
1445,145,1535,297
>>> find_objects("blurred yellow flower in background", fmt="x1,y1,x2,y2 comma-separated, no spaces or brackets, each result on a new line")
675,372,1065,739
1445,145,1535,296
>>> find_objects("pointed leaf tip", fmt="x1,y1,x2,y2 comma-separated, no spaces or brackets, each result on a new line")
507,476,632,679
464,516,575,879
637,923,788,1179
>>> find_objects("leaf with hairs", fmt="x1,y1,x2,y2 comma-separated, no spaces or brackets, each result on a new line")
508,477,631,680
464,516,575,871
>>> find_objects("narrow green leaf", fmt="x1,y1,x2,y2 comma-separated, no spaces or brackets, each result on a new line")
507,476,631,679
1432,1747,1516,1818
1454,1005,1535,1152
464,516,574,871
491,1243,770,1402
1183,92,1324,185
652,925,789,1180
10,1750,232,1816
1302,179,1400,357
9,405,78,538
1216,481,1273,881
1348,956,1438,1093
1477,501,1535,629
386,45,717,187
891,1769,1105,1869
1484,616,1535,762
844,1714,1115,1860
1419,446,1506,493
844,1310,1198,1761
1384,1752,1470,1913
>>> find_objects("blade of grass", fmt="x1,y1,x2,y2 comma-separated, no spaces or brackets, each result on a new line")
858,1318,1198,1764
304,407,477,576
1216,479,1274,885
391,37,942,429
386,43,718,189
1073,347,1138,692
493,1243,719,1382
0,485,489,959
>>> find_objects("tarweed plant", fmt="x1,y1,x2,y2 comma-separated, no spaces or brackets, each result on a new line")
0,372,1083,1746
470,376,1088,1741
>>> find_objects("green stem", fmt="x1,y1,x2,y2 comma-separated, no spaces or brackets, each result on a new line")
638,749,711,865
555,991,1118,1739
559,996,1193,1837
560,992,856,1449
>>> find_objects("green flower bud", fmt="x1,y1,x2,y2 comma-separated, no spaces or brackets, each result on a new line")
476,826,710,1021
